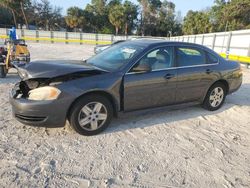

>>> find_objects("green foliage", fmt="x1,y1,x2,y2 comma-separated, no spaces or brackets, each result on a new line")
0,0,249,36
65,7,85,31
108,4,124,35
210,0,250,32
138,0,181,36
100,26,113,34
31,0,63,30
0,0,18,27
183,11,212,35
220,0,250,30
83,0,112,33
183,0,250,35
123,0,138,35
0,7,13,27
77,0,138,35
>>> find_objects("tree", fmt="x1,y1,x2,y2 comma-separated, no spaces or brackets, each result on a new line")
65,7,85,31
222,0,250,30
0,0,31,28
84,0,113,33
108,0,121,7
123,0,138,35
0,7,13,27
17,0,29,29
138,0,163,35
91,0,106,15
137,0,181,36
108,4,124,35
32,0,63,30
209,0,229,32
209,0,250,32
157,0,176,36
0,0,18,27
183,10,212,34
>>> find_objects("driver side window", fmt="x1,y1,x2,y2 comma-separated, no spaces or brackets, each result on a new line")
130,46,174,73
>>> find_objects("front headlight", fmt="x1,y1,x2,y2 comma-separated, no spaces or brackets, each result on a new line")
28,86,61,101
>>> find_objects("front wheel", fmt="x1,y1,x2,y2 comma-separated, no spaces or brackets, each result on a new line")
203,83,226,111
69,95,113,136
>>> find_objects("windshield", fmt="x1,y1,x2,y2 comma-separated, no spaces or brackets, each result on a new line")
87,42,145,71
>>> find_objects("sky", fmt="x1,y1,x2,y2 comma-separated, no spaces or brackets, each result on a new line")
49,0,215,16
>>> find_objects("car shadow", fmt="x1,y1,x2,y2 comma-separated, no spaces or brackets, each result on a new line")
104,83,250,135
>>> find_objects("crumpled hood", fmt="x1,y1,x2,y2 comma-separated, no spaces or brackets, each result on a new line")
15,60,103,80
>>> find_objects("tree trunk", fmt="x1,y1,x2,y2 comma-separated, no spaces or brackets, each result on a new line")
11,9,17,28
20,1,29,29
115,26,118,35
46,20,49,31
125,22,128,36
141,12,144,36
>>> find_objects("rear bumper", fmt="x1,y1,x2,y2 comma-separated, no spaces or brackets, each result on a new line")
10,88,71,128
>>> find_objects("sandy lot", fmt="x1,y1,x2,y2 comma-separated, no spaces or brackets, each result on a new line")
0,43,250,188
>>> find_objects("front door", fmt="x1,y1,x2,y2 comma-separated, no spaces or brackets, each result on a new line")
123,46,177,111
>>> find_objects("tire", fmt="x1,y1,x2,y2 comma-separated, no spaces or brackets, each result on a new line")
0,65,7,78
69,94,113,136
202,82,227,111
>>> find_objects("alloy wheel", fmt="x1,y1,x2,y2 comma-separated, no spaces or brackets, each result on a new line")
209,87,224,108
78,102,108,131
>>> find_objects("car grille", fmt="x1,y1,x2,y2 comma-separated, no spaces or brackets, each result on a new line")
15,114,46,122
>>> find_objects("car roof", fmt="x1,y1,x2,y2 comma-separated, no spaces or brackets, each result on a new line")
124,39,216,54
125,39,204,47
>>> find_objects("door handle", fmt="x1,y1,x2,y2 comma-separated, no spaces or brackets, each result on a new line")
206,69,213,74
164,73,174,80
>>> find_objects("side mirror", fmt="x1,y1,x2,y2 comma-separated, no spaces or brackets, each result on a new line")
132,63,151,73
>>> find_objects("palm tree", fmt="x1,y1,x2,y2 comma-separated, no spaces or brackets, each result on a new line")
108,4,124,35
65,7,85,31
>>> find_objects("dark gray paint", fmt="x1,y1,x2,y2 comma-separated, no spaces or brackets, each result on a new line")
10,41,243,127
124,69,177,111
16,60,106,80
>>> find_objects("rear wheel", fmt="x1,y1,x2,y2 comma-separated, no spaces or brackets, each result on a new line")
69,95,113,136
203,83,226,111
0,64,7,78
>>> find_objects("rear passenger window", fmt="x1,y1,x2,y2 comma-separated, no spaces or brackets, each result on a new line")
176,47,206,67
207,52,218,64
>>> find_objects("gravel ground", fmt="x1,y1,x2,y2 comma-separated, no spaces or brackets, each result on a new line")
0,43,250,188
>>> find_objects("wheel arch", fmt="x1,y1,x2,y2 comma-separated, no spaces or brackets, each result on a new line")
202,79,229,103
212,79,229,94
67,90,119,119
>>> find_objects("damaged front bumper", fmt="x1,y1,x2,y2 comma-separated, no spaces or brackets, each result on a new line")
10,82,71,128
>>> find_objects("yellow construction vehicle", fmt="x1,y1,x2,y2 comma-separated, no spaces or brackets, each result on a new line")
0,39,30,78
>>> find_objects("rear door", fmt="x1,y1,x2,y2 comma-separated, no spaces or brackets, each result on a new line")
175,46,217,103
123,46,177,111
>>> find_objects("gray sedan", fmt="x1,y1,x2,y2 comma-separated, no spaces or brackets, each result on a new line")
10,40,242,135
